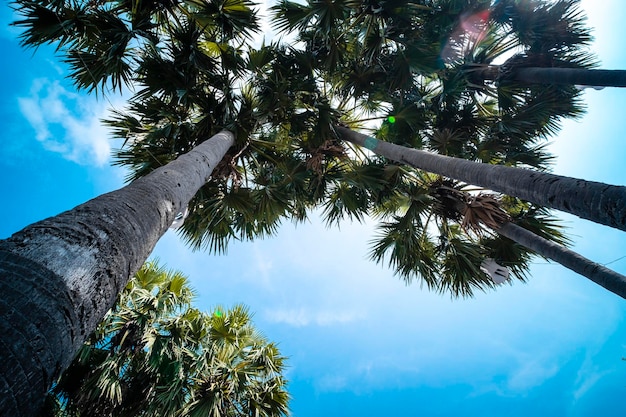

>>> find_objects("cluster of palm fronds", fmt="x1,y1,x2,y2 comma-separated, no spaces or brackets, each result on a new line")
40,261,289,417
12,0,598,298
263,0,590,295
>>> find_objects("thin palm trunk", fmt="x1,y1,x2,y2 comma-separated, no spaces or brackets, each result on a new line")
337,126,626,231
477,65,626,87
0,131,234,417
338,126,626,297
514,67,626,87
496,222,626,298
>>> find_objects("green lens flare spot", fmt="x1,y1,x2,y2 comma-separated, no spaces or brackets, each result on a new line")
214,310,223,318
387,116,396,124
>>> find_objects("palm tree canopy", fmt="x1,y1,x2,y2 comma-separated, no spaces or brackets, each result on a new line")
264,0,626,295
7,2,623,414
267,0,595,170
11,0,623,298
40,261,290,417
13,0,341,253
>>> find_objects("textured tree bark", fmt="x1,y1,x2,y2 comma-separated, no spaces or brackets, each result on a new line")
512,67,626,87
0,130,234,417
337,126,626,231
473,65,626,87
496,222,626,299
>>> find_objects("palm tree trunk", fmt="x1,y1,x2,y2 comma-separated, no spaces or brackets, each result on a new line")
476,65,626,87
0,131,234,417
336,126,626,232
496,222,626,299
512,67,626,88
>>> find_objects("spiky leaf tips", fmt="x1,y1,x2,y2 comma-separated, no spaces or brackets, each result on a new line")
13,0,621,302
42,261,290,417
265,0,593,296
13,0,331,253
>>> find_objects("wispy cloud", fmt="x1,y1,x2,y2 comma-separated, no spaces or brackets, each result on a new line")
571,347,616,402
506,359,560,392
315,374,349,392
264,307,363,327
572,370,607,402
17,78,116,166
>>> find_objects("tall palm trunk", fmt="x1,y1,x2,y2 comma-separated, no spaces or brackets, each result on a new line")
336,126,626,231
337,126,626,298
513,67,626,87
0,131,235,417
476,65,626,87
496,222,626,298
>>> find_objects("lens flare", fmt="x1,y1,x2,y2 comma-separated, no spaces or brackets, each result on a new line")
440,10,491,63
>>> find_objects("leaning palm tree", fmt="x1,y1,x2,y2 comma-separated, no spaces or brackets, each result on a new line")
0,128,236,417
359,160,626,298
40,261,289,417
3,1,347,413
439,0,624,88
2,1,278,415
336,126,626,232
246,38,626,297
484,0,626,88
250,55,618,298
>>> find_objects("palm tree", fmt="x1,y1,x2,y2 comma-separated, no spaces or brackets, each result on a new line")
245,36,626,295
367,163,626,298
316,150,626,298
484,0,626,88
40,261,289,417
336,126,626,232
246,43,625,297
4,1,346,413
0,129,234,417
495,222,626,298
2,1,277,415
264,2,626,296
268,0,626,231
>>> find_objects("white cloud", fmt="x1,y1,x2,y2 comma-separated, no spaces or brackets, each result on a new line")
506,359,560,393
17,78,116,166
265,307,363,327
570,345,617,403
572,370,607,402
315,374,349,392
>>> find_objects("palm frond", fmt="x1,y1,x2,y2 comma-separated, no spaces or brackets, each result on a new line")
436,225,494,298
44,262,289,417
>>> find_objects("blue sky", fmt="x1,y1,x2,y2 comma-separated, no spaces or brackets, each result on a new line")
1,1,626,416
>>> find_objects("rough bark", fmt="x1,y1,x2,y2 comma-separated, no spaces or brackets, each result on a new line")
497,222,626,299
474,65,626,87
0,130,235,417
337,126,626,231
512,67,626,87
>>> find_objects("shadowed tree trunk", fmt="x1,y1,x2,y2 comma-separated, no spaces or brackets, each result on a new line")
0,131,234,417
337,126,626,232
496,222,626,298
475,65,626,87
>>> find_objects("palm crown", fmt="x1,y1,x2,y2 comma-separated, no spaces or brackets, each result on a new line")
41,261,289,417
